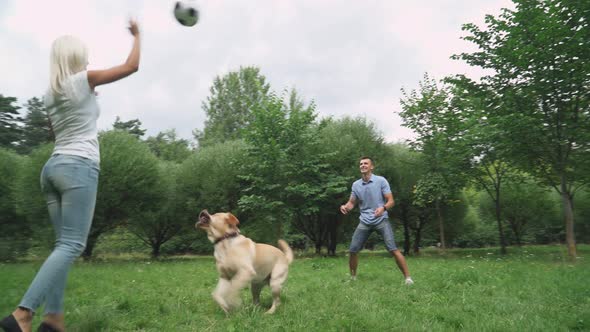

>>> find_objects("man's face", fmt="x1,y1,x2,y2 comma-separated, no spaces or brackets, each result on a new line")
359,159,373,175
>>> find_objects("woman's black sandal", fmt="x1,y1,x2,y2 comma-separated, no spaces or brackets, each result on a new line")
37,322,60,332
0,315,22,332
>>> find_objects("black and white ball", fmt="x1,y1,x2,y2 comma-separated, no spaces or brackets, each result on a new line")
174,1,199,27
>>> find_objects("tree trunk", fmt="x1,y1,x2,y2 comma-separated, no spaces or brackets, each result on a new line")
495,195,507,255
413,226,422,255
314,215,327,255
508,220,522,246
560,177,576,257
401,206,411,256
82,234,99,260
413,213,428,255
151,242,161,258
326,214,339,256
515,231,522,247
435,199,446,249
315,241,322,255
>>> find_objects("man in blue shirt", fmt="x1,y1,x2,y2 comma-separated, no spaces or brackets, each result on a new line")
340,156,413,284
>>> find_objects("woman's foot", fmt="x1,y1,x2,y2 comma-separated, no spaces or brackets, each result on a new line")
0,314,21,332
40,314,64,332
0,307,33,332
37,322,61,332
14,308,33,332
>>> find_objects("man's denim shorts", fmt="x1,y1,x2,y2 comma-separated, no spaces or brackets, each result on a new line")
349,219,397,253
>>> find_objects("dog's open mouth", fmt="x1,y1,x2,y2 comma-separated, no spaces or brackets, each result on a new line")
196,209,211,228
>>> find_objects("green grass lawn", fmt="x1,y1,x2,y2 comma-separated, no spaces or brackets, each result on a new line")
1,245,589,331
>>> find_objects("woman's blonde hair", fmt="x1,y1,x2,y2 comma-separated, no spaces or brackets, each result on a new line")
49,35,88,95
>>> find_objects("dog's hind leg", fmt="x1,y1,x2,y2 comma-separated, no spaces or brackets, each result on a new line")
251,281,264,305
266,264,288,314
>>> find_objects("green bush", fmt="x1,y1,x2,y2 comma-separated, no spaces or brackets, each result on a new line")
0,149,29,261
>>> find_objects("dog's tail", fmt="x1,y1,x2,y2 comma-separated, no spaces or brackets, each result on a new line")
278,239,294,264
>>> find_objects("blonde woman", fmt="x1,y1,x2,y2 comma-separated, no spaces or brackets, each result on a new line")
0,20,141,332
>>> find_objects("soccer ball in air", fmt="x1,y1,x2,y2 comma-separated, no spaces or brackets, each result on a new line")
174,1,200,27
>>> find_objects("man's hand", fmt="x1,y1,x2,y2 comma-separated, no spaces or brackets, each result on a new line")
340,204,350,215
374,206,386,217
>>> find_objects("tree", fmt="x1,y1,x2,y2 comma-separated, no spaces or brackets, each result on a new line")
19,97,53,154
314,116,389,253
572,189,590,244
0,148,29,260
282,92,350,255
455,0,590,257
500,179,555,246
0,94,22,150
412,173,450,248
237,89,349,250
127,161,185,257
145,129,191,163
177,140,248,214
175,139,249,253
383,144,426,255
399,75,471,249
471,160,511,254
317,116,386,178
238,90,313,242
445,77,521,254
195,66,271,147
112,116,146,138
84,131,160,258
13,144,55,253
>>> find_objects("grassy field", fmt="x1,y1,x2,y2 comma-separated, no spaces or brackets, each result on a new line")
1,245,589,331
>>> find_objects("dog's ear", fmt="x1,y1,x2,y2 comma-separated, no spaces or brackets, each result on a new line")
199,209,211,224
227,213,240,228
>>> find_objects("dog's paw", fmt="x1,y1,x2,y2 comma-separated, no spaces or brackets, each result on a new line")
227,295,242,309
212,294,230,312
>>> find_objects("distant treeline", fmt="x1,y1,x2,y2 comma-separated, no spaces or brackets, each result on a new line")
1,0,589,259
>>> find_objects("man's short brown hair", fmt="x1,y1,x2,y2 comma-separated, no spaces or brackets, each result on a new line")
359,156,374,165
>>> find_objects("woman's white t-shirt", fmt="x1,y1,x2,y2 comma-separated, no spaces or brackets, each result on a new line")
44,71,101,163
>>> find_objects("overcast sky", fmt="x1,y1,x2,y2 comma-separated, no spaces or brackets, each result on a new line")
0,0,514,144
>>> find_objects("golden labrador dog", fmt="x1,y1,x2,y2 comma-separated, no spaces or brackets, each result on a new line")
196,210,294,314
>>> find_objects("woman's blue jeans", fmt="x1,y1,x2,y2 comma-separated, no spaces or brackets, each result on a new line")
19,154,99,315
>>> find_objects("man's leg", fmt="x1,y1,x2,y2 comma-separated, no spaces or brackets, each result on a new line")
390,249,410,278
349,253,359,279
377,219,413,283
349,223,370,279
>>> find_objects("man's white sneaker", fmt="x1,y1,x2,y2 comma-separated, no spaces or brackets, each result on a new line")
405,277,414,285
